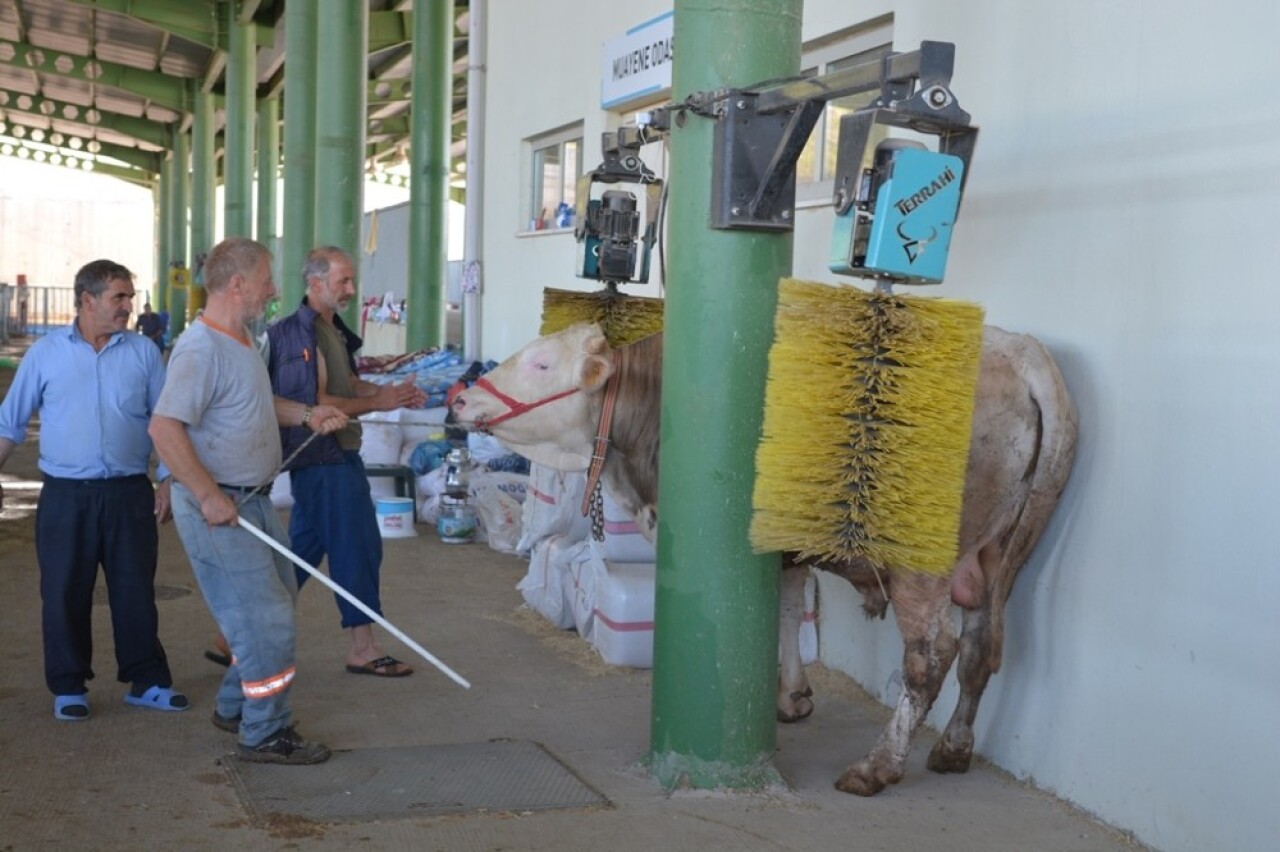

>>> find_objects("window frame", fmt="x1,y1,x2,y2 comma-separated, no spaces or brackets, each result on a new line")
523,123,584,234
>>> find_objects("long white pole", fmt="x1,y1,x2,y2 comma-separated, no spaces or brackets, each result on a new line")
237,515,471,689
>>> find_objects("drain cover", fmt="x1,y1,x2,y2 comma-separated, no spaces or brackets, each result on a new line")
223,739,608,824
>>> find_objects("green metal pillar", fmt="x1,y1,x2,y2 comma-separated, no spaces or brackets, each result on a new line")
648,0,799,790
224,0,256,238
406,0,452,350
168,129,189,333
155,165,170,313
314,0,367,329
190,87,216,319
257,96,281,287
282,0,318,307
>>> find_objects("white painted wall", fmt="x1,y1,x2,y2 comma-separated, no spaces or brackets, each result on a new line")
480,3,1280,850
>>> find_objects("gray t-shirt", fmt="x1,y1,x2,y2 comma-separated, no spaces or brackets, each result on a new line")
155,319,282,485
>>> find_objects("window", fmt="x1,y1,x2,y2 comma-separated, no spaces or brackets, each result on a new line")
795,21,893,204
526,124,583,231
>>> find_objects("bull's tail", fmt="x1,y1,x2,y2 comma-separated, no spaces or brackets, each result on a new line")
1002,334,1079,573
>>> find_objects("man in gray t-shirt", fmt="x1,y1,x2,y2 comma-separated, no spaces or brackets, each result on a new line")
149,237,347,766
156,319,280,487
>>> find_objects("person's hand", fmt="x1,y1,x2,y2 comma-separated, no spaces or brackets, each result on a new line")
154,479,173,524
374,379,428,411
199,490,240,527
307,403,348,434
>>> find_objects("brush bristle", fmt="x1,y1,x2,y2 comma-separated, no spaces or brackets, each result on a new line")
750,279,985,575
541,288,665,346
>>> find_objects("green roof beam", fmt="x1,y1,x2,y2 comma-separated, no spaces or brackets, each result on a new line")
369,11,412,53
60,0,220,49
0,90,169,147
0,37,191,114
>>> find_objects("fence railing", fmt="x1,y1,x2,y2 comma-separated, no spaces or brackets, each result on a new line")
0,285,78,343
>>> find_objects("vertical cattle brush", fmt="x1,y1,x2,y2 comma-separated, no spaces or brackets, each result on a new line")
750,278,985,575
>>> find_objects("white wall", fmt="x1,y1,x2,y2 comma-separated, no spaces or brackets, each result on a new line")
0,158,155,293
480,3,1280,850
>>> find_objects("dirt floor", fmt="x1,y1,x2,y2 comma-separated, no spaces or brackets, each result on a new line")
0,341,1146,851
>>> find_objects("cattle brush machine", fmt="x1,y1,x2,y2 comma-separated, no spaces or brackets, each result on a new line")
740,41,986,574
538,125,666,346
557,41,987,574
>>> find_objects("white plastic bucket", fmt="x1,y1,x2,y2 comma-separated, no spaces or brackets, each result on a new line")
375,497,417,538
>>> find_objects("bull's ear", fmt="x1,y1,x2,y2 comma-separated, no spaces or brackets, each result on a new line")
578,353,613,392
583,332,608,355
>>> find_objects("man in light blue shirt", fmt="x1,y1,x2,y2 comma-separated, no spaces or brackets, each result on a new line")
0,259,188,722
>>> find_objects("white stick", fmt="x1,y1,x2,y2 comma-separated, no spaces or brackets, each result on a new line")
237,515,471,689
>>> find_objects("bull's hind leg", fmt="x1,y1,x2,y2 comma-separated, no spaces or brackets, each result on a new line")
777,563,813,722
836,571,957,796
928,547,1018,774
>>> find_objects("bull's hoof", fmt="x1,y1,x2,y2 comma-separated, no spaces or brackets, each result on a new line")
834,759,897,797
776,690,814,723
927,738,974,774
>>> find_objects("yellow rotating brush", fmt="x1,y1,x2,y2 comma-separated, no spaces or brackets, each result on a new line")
540,285,665,346
751,278,985,575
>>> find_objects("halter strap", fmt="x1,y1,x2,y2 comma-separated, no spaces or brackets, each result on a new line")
581,352,621,516
471,376,580,433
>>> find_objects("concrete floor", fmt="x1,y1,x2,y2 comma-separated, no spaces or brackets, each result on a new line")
0,348,1144,851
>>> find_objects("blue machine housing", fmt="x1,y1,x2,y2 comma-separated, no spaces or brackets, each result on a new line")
830,148,965,285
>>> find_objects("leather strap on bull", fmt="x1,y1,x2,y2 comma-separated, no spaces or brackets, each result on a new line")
581,352,621,519
470,378,580,433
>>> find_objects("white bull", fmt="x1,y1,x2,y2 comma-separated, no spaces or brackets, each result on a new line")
449,322,1077,796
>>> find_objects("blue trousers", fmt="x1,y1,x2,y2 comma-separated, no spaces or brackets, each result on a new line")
171,484,297,747
36,474,172,696
288,451,385,628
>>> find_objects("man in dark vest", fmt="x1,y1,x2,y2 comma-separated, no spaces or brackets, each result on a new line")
267,246,426,677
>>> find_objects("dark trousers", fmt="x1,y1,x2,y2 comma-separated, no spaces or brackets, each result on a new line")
288,451,385,629
36,475,172,696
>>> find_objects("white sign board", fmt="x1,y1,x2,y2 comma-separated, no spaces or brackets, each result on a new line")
600,11,674,109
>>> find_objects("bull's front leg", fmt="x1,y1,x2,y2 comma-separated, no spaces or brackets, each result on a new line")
777,562,813,722
836,571,957,796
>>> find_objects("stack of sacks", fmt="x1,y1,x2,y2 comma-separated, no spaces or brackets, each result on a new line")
520,482,819,668
565,488,657,667
516,465,590,627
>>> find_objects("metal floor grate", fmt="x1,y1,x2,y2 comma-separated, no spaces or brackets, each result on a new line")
223,738,609,824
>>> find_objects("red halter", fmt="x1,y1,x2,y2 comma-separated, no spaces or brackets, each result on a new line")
470,376,580,433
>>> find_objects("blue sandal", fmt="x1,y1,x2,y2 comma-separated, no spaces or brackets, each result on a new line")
53,694,90,722
123,685,189,712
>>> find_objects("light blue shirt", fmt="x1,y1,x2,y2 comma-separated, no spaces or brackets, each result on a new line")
0,320,168,480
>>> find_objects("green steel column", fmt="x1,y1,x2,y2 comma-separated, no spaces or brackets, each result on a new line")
282,0,318,307
190,87,216,319
648,0,799,790
406,0,452,350
155,164,170,313
224,0,256,238
257,96,281,283
314,0,367,329
168,130,189,334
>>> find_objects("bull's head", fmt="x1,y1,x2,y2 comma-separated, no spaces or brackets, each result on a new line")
447,323,615,471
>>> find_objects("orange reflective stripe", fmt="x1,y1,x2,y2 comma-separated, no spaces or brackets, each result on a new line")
241,666,296,699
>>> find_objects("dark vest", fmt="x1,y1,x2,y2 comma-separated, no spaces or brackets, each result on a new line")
267,298,363,470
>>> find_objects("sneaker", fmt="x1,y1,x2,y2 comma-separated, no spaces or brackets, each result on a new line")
237,726,331,765
211,710,240,734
